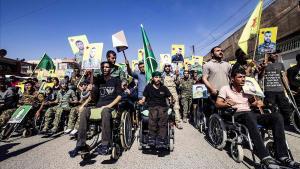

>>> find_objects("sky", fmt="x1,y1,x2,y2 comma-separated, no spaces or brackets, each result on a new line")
0,0,266,63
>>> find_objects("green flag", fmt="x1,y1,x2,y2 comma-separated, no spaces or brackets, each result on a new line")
36,53,56,71
141,24,158,82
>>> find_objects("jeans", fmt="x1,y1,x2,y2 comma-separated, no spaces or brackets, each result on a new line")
77,107,113,147
235,112,288,159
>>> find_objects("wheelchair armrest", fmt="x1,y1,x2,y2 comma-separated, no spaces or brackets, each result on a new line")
219,107,237,117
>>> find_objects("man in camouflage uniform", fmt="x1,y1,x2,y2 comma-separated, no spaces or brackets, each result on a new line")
162,63,182,129
41,80,78,134
0,81,36,127
95,50,126,80
179,69,193,123
65,81,90,136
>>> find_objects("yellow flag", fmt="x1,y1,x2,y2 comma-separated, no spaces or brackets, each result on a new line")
238,0,263,54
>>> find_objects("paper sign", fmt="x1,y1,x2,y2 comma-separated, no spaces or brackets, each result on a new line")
160,54,171,70
82,43,103,69
243,77,265,97
112,30,128,52
192,56,203,66
258,27,278,54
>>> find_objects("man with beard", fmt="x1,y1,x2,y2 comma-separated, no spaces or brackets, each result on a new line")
202,46,231,99
69,61,122,157
162,63,182,129
41,80,78,134
232,48,256,77
179,69,193,123
126,60,146,100
139,71,173,147
259,50,293,125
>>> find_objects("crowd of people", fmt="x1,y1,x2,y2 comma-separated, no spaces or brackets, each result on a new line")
1,47,300,169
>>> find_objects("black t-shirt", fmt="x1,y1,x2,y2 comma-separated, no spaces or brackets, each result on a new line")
143,83,172,107
93,76,122,107
264,62,285,92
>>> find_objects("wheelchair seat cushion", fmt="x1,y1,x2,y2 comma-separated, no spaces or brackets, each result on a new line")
90,107,117,121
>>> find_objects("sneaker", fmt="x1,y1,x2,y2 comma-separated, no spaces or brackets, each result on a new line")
261,157,281,169
68,144,90,158
49,128,58,135
70,129,78,136
96,144,109,155
176,123,183,129
39,129,48,135
64,129,72,134
183,118,187,123
279,157,300,169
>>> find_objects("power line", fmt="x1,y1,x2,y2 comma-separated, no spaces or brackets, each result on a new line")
0,0,60,27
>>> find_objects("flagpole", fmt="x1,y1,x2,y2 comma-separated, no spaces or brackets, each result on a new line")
30,52,46,77
252,0,264,61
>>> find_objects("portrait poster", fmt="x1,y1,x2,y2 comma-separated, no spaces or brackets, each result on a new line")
68,35,89,62
192,84,208,99
192,56,203,66
184,59,193,70
160,54,171,70
258,27,278,54
243,77,265,97
82,43,103,69
171,44,185,63
132,60,139,71
138,49,144,61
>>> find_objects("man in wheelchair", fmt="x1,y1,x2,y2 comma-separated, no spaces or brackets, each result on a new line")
138,71,174,148
69,61,122,157
215,68,300,169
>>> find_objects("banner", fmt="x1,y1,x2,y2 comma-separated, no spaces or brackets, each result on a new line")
192,84,208,99
243,77,265,97
258,27,278,54
82,43,103,69
138,49,144,61
8,105,32,124
68,35,89,63
171,44,185,63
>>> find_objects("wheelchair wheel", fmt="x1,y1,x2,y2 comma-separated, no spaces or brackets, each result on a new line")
290,109,300,134
120,111,133,150
22,128,32,138
1,123,18,140
265,139,276,158
111,144,121,160
230,142,243,163
208,114,227,150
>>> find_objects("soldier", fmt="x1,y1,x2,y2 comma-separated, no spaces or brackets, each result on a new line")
65,81,90,136
179,69,193,123
0,80,36,127
162,63,182,129
41,80,78,134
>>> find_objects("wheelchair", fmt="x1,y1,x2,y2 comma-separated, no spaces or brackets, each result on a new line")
80,102,134,160
208,107,294,163
0,104,38,140
136,104,175,151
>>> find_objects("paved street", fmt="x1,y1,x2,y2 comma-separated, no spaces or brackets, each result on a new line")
1,123,300,169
